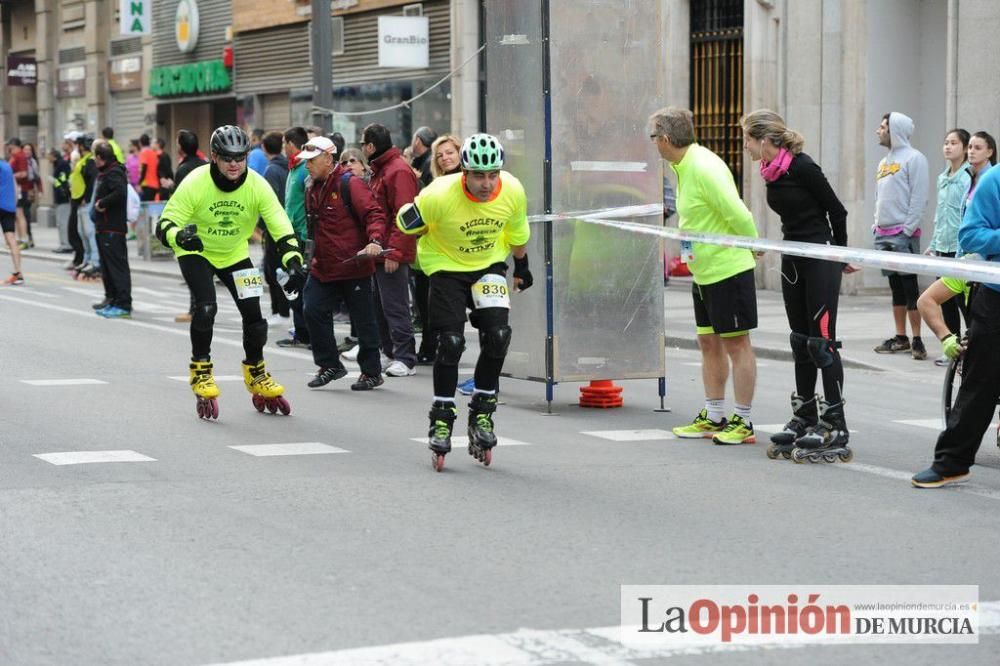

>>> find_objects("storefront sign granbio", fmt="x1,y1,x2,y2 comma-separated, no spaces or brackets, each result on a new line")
149,60,231,97
176,0,201,53
109,56,143,92
6,56,37,86
377,16,429,68
120,0,151,35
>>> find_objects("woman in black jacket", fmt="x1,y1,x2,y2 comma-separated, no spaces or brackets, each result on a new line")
741,109,854,463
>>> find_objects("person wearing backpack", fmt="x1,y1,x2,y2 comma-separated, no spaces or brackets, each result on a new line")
47,149,73,253
298,136,388,391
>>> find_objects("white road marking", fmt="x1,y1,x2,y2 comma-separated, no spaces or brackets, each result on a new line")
229,443,349,457
409,436,533,447
581,429,677,441
204,601,1000,665
17,287,57,298
679,361,769,368
755,423,858,434
834,462,1000,502
20,378,108,386
0,294,314,360
60,285,103,297
168,375,245,382
34,450,156,465
895,418,944,430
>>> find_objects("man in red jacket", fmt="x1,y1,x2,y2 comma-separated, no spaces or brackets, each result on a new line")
361,123,419,377
300,136,389,391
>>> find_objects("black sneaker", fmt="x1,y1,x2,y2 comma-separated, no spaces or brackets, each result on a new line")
351,373,384,391
92,298,111,310
873,336,910,353
911,337,928,360
308,366,347,388
277,337,311,350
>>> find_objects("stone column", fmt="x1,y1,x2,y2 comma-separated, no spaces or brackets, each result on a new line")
449,0,480,137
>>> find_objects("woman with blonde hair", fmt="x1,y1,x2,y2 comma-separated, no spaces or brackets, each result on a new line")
429,135,462,179
741,109,853,463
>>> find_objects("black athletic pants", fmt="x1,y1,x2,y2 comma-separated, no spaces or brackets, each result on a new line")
179,255,266,363
96,232,132,310
782,255,844,404
932,287,1000,475
262,233,290,317
68,201,84,265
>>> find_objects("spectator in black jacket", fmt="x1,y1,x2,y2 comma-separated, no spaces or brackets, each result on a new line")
171,130,209,323
91,142,132,317
155,137,174,200
409,126,437,187
262,131,291,324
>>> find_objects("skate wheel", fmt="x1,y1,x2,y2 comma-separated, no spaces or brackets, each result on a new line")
482,448,492,466
196,400,206,419
791,448,808,464
432,452,445,472
209,398,219,420
838,449,854,463
766,445,779,460
266,399,278,414
822,453,837,464
276,396,290,416
252,394,266,412
781,450,792,460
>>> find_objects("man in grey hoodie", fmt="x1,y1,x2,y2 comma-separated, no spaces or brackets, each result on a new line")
872,111,930,360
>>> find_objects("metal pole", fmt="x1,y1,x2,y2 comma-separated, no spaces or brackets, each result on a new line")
310,0,334,134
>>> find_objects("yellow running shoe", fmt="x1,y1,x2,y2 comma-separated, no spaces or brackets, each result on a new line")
189,359,220,399
672,409,727,439
712,415,756,445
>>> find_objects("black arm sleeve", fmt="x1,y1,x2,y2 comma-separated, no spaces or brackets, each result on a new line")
799,158,848,247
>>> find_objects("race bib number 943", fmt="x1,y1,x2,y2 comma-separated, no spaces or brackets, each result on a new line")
232,267,264,300
471,273,510,309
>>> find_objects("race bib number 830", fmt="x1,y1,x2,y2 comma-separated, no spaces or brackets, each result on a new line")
232,267,264,300
471,273,510,309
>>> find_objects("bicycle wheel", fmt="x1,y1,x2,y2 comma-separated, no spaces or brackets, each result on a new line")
941,356,963,425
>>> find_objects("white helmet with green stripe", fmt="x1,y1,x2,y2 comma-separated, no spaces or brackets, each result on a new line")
460,133,504,171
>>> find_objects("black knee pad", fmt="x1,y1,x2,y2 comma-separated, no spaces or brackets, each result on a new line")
480,325,512,359
437,332,466,366
192,302,218,333
244,319,268,350
806,336,841,369
789,331,810,364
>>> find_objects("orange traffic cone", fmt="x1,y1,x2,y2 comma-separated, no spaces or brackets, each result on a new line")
579,380,624,408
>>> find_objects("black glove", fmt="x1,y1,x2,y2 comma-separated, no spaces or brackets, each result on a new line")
513,254,533,291
282,257,307,296
175,224,204,252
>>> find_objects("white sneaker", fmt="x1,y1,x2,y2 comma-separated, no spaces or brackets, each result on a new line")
380,354,393,369
267,313,290,326
341,345,360,362
385,360,416,377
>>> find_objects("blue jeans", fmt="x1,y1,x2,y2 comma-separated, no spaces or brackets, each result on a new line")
303,275,381,376
79,205,100,268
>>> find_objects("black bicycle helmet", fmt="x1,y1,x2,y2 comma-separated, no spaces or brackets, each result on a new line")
210,125,251,158
76,133,94,151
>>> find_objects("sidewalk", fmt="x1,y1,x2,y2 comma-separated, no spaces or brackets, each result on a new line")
664,276,950,373
8,226,951,374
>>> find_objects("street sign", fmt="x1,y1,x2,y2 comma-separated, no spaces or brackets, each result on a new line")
120,0,151,35
6,56,37,87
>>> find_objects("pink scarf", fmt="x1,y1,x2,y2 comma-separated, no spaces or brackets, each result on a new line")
759,148,793,183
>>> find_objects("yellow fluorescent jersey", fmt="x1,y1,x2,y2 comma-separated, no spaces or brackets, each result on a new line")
396,171,530,275
159,164,296,268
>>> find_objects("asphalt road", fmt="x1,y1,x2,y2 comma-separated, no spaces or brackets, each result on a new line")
1,255,998,665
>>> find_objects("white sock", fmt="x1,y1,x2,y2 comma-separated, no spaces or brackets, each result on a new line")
734,403,752,422
433,396,456,404
706,399,725,423
472,389,496,396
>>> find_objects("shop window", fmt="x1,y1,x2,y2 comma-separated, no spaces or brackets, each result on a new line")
403,3,423,16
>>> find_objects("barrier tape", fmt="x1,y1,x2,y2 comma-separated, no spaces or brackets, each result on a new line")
527,203,1000,285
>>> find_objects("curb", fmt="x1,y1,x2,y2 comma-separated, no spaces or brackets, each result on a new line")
665,335,886,372
6,247,184,280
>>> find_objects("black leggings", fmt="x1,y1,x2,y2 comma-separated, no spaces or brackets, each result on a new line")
782,256,844,404
68,202,84,265
179,255,266,363
888,273,919,311
936,252,968,336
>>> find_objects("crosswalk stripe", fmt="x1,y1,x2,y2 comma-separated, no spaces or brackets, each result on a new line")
408,436,533,447
20,378,107,386
34,450,156,465
229,443,349,456
581,429,676,441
